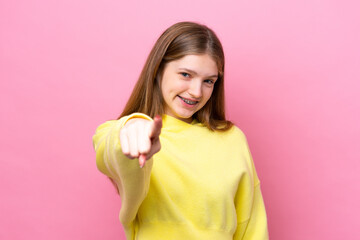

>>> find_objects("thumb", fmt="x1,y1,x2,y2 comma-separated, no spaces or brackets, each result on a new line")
139,154,146,168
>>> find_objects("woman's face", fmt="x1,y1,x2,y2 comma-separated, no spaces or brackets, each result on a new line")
160,54,218,123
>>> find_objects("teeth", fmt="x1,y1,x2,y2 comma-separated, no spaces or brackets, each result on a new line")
179,96,197,105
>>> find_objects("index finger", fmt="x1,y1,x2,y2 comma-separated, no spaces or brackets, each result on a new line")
148,115,162,139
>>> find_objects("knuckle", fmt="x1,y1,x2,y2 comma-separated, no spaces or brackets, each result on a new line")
124,153,133,159
130,149,139,158
138,147,145,154
139,147,149,154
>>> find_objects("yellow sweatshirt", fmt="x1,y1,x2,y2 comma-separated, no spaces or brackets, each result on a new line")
92,113,268,239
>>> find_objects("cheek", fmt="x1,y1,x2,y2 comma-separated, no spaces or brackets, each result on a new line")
162,80,183,100
203,87,214,101
167,79,188,94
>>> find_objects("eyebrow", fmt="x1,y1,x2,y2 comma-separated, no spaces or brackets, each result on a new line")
178,68,218,79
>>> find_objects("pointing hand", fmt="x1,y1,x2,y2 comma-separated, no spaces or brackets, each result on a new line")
119,115,162,168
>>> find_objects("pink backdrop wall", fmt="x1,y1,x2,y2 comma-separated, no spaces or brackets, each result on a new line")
1,0,359,239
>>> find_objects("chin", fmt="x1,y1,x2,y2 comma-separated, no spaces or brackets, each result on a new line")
177,109,196,117
173,110,195,121
176,113,193,120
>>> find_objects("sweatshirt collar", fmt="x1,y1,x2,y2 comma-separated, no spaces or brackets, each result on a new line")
161,114,200,132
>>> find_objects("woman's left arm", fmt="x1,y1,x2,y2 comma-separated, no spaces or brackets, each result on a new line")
233,133,269,239
233,183,269,239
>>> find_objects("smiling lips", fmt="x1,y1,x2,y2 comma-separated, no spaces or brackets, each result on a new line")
178,95,199,105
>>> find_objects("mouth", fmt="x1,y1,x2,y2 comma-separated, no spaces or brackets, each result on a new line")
178,95,199,105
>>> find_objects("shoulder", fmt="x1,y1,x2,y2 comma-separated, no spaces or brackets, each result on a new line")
226,125,260,183
205,125,250,152
218,124,248,142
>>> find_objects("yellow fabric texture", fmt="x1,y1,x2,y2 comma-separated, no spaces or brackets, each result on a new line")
92,113,269,239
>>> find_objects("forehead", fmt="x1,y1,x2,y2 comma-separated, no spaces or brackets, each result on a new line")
167,54,218,75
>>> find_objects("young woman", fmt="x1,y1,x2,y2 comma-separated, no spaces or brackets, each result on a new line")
92,21,269,239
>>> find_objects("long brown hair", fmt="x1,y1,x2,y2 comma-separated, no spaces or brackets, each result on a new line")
118,21,233,131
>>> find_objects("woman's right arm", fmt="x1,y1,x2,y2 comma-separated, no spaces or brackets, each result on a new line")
92,113,162,227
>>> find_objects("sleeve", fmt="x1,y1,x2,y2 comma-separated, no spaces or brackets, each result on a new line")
233,133,269,240
92,112,153,237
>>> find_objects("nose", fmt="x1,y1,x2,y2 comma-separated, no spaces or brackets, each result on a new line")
188,80,202,99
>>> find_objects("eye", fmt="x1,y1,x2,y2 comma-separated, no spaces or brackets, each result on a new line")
180,72,190,78
204,79,215,84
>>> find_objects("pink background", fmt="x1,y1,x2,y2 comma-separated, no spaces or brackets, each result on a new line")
1,0,359,239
